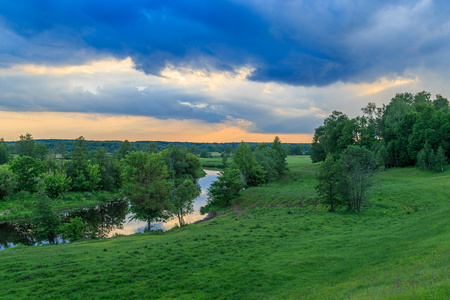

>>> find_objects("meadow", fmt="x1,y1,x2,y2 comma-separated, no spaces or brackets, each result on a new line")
0,156,448,299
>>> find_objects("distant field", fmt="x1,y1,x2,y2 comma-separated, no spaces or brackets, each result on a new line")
0,157,448,299
199,152,233,170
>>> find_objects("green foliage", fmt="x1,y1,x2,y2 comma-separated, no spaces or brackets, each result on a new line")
270,136,288,177
123,152,172,229
340,146,378,212
0,138,9,165
9,156,44,193
163,146,204,226
32,196,61,243
59,217,87,242
206,166,244,209
234,141,267,186
33,144,49,161
315,154,344,211
0,165,17,199
15,133,35,157
171,179,200,226
44,171,72,198
117,140,136,159
86,164,102,191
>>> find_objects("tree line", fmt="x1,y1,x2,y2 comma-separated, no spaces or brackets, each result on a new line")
312,91,449,212
311,91,449,170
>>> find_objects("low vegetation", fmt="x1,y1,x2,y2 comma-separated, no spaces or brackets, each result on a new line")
0,157,448,299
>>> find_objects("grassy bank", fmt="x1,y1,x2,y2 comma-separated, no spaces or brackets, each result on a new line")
0,191,117,222
0,157,448,299
198,152,232,170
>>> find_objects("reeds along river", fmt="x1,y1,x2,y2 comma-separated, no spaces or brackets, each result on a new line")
0,170,218,250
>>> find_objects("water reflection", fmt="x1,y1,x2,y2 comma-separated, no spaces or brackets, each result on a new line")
0,170,218,249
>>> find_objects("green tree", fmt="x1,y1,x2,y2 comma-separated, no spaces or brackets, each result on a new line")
434,146,447,172
433,94,449,111
340,146,378,212
32,196,61,243
15,133,35,157
234,141,266,186
315,154,343,212
59,217,88,242
9,156,44,192
172,180,200,227
0,165,17,199
0,138,9,165
206,166,244,209
33,144,49,161
86,164,102,191
271,136,288,177
117,140,136,159
123,152,172,230
91,148,122,191
164,146,204,226
44,171,72,198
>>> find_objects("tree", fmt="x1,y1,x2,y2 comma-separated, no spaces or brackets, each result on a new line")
122,152,172,230
15,133,35,157
33,144,49,161
91,148,122,192
44,171,72,198
234,141,266,186
59,217,88,242
340,146,378,212
32,196,61,243
171,180,200,227
117,140,136,159
206,166,244,209
0,138,9,165
9,156,44,192
0,165,17,199
433,94,449,111
315,154,343,212
270,136,288,177
163,146,204,227
434,146,447,172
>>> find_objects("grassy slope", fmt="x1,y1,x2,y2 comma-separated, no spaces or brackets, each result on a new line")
0,156,448,299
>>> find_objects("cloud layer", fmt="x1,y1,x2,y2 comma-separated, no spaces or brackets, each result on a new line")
2,0,450,86
1,1,450,141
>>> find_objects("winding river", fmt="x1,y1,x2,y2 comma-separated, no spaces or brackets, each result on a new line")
0,170,218,250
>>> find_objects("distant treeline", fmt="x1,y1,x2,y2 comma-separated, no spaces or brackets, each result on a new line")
2,139,311,157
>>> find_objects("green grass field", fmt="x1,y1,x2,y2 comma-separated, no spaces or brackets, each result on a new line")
199,152,233,170
0,156,448,299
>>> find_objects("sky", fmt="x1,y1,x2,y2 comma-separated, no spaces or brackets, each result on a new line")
1,0,450,143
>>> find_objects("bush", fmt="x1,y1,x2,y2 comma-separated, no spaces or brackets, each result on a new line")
59,217,87,242
44,172,72,198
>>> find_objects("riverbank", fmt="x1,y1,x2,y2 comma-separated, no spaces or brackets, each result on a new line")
0,191,117,222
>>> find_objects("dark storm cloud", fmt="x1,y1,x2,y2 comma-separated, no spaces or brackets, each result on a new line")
2,0,450,86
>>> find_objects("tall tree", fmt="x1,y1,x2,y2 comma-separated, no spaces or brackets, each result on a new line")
315,154,343,212
15,133,35,157
123,152,172,230
340,146,378,212
270,136,288,177
164,146,203,227
9,156,44,192
0,138,9,165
